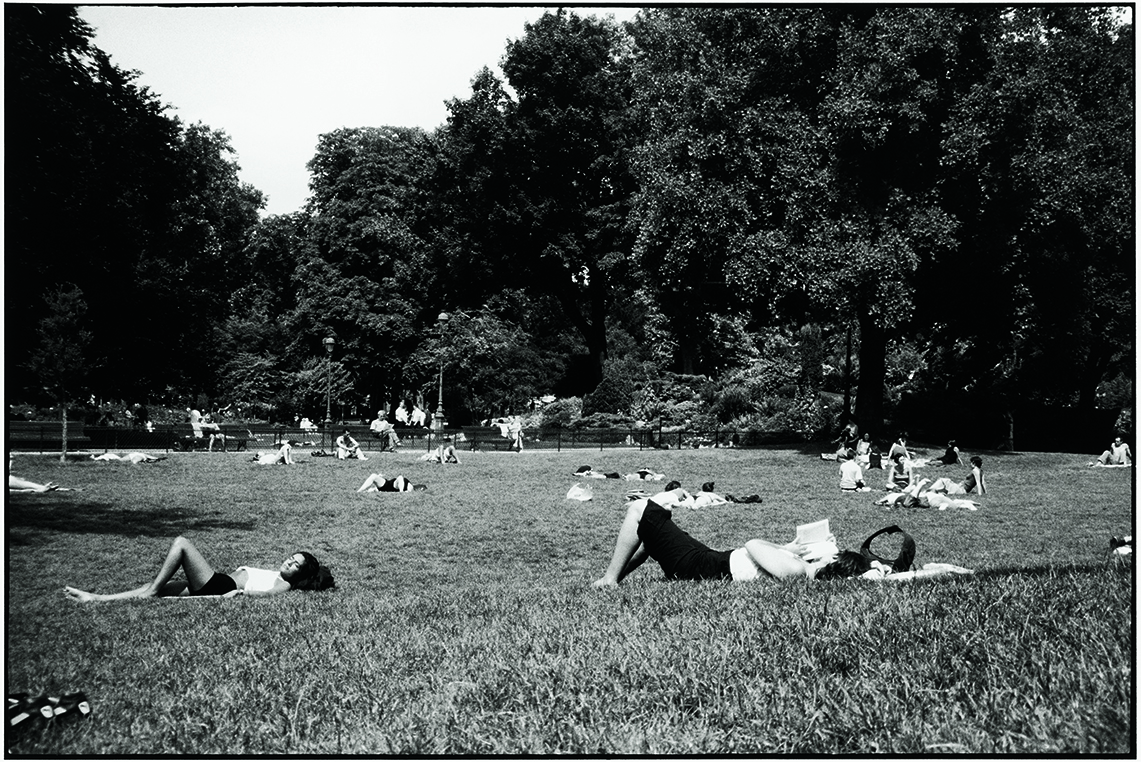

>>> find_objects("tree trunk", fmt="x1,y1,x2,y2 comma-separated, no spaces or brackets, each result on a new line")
854,311,887,440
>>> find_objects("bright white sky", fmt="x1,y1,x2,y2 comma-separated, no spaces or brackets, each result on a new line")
77,5,641,217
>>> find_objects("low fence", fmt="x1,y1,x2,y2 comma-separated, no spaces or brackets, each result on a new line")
7,423,761,453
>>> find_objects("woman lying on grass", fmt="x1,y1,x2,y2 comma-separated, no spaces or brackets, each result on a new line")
251,442,294,465
64,536,334,601
592,497,868,587
357,473,427,492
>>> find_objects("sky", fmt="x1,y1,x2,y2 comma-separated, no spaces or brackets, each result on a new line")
77,5,641,217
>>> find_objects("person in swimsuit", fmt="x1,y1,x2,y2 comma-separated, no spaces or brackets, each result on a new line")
591,496,870,587
63,536,333,601
356,473,427,492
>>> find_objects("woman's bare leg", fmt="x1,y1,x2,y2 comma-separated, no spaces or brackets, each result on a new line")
64,536,217,601
593,502,649,587
357,474,385,492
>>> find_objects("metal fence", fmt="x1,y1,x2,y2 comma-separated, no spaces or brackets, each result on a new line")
8,423,765,453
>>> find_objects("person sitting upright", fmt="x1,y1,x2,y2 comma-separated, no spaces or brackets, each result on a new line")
335,429,368,461
839,449,869,492
1091,436,1132,467
885,452,916,491
369,412,400,452
933,439,961,466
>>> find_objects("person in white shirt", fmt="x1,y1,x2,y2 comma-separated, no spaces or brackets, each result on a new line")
64,536,333,601
838,449,868,491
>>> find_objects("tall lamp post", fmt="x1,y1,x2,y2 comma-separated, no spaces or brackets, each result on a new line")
432,313,448,432
323,336,335,449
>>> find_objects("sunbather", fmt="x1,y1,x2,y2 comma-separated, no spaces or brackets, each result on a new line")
356,473,426,492
90,452,166,464
420,440,461,464
926,456,986,495
592,499,869,586
252,442,294,465
64,535,334,601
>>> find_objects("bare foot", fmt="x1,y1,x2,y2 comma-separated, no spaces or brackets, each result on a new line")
591,577,618,588
64,586,98,602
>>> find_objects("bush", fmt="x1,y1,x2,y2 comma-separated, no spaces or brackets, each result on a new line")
582,362,638,417
538,397,581,429
570,412,636,430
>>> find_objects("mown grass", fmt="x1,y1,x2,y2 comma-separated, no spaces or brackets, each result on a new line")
6,445,1133,755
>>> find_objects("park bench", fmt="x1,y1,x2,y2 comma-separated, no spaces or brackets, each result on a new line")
171,424,254,452
7,421,91,451
461,427,515,452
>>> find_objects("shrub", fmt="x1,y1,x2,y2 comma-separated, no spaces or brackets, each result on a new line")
538,397,581,429
570,412,636,430
582,362,638,417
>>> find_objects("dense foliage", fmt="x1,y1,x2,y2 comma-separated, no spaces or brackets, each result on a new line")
7,6,1132,441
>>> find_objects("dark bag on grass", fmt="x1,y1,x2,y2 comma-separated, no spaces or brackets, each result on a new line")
860,525,915,573
868,451,882,469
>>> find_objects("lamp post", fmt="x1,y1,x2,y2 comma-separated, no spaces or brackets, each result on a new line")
432,313,448,432
323,336,335,449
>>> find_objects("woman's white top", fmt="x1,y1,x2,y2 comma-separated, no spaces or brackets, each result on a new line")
237,566,284,592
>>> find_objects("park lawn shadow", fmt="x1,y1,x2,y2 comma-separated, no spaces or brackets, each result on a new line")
973,561,1127,579
6,494,254,544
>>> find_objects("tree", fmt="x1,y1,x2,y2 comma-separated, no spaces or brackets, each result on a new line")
295,126,436,415
934,6,1133,410
436,10,639,390
26,286,93,461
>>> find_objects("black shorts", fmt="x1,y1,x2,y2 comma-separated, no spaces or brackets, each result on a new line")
638,501,732,581
191,572,238,596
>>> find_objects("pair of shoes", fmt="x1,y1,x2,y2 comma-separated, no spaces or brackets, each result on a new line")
8,691,90,733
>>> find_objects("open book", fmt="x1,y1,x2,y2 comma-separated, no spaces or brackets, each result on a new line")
796,519,837,562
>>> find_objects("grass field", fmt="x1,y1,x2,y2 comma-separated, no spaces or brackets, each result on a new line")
6,443,1134,755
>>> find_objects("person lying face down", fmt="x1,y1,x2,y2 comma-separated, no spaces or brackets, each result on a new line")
592,496,869,587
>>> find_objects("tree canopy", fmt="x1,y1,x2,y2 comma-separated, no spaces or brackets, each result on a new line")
7,6,1132,438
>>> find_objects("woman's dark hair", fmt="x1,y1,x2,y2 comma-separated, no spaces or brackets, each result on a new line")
289,551,335,591
701,481,715,493
814,550,871,581
664,480,682,491
970,456,983,469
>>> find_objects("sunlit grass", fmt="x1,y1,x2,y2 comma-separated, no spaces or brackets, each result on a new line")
6,445,1133,754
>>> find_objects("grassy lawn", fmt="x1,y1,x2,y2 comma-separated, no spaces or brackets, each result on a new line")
6,444,1133,755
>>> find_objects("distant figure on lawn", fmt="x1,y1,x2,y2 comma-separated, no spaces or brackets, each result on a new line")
885,453,917,491
592,499,867,587
336,429,368,460
508,416,524,452
90,452,166,464
933,440,961,466
926,455,987,495
1091,437,1132,467
252,442,294,465
64,535,334,601
420,439,460,464
888,434,911,463
356,473,427,492
839,449,869,492
410,404,427,427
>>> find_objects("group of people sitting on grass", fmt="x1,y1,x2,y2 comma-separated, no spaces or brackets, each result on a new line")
835,432,984,500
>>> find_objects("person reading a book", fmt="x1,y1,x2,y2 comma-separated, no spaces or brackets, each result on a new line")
591,499,869,586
